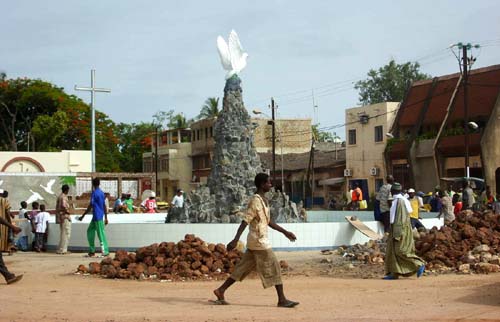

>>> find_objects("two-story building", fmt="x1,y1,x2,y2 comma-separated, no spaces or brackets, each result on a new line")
345,102,399,200
143,128,192,202
145,116,314,201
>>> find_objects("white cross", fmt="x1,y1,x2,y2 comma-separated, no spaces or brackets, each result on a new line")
75,69,111,172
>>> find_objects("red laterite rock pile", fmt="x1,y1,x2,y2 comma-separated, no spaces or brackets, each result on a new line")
415,210,500,273
77,234,243,281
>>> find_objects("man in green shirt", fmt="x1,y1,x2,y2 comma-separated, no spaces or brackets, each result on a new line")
124,194,134,213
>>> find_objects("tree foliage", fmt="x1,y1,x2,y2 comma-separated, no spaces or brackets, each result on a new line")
152,109,174,130
31,110,69,151
0,76,121,171
312,125,334,142
198,97,220,119
116,122,155,172
354,59,431,105
168,113,190,129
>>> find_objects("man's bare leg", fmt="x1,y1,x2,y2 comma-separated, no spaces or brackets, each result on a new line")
275,284,299,308
213,277,236,304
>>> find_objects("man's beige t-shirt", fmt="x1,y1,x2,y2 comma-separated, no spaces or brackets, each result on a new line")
242,194,271,250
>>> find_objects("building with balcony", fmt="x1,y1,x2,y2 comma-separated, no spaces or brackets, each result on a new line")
143,129,192,202
386,64,500,194
345,102,399,200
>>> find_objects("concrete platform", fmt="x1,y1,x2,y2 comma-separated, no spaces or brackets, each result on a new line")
39,211,443,252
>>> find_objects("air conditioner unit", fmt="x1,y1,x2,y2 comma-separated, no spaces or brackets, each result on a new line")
370,167,379,176
359,114,369,124
344,169,352,177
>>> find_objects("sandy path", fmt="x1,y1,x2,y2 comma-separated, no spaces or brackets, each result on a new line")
1,252,499,322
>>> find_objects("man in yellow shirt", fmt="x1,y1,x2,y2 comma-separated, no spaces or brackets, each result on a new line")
213,173,299,308
408,189,424,230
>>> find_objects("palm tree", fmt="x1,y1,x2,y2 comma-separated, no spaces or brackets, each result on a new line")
168,113,189,129
198,97,220,119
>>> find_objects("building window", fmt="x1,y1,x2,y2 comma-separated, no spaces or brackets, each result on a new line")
205,154,211,168
348,129,356,145
374,125,383,142
197,130,200,141
205,128,208,140
160,158,169,172
210,127,213,137
192,130,196,142
143,158,152,172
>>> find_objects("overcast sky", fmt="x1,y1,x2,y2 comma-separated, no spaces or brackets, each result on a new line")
2,1,500,139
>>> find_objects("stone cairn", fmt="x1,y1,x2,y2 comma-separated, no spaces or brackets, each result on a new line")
76,234,243,281
321,209,500,274
185,75,303,223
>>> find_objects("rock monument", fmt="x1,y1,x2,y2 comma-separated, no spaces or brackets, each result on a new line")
180,30,303,223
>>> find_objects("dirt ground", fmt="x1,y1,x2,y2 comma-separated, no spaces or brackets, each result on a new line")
1,251,500,322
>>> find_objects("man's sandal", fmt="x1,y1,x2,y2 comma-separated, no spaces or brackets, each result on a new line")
278,300,299,308
209,299,229,305
6,275,23,285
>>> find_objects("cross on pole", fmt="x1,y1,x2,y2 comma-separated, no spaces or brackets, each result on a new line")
75,69,111,172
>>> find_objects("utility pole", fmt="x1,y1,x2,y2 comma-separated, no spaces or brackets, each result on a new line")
270,98,276,185
155,126,160,196
452,42,479,178
462,45,470,179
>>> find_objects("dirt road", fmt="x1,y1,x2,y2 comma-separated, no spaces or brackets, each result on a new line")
1,252,499,322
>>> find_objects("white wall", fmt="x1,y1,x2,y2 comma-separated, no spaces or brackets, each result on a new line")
44,214,443,252
0,150,91,172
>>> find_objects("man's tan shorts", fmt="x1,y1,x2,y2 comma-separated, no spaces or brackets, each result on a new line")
230,248,282,289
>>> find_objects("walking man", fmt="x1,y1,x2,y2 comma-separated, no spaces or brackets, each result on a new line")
384,182,425,280
213,173,299,308
56,184,72,254
78,178,109,257
0,213,23,284
376,175,393,233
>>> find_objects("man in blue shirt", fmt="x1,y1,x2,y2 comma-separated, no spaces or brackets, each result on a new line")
78,178,109,257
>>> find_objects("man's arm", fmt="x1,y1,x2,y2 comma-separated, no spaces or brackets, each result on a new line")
78,203,92,221
268,221,296,242
103,198,108,225
226,221,248,251
0,215,21,234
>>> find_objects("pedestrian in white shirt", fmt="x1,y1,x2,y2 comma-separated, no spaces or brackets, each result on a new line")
33,204,50,252
172,190,184,208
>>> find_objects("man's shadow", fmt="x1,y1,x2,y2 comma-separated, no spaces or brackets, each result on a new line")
146,297,269,307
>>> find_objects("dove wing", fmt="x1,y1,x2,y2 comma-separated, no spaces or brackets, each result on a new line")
47,179,55,189
228,30,245,71
217,36,232,71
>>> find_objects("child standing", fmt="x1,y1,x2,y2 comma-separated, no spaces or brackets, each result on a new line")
15,201,31,251
34,204,50,252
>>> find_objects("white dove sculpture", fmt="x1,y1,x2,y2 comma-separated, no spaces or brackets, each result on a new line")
40,179,56,195
217,30,248,80
26,189,44,204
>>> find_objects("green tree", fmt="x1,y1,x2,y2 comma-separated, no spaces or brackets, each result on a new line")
312,125,334,142
354,59,431,105
116,122,155,172
198,97,220,119
152,109,174,130
0,75,122,171
168,113,190,129
31,110,69,151
0,78,66,150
